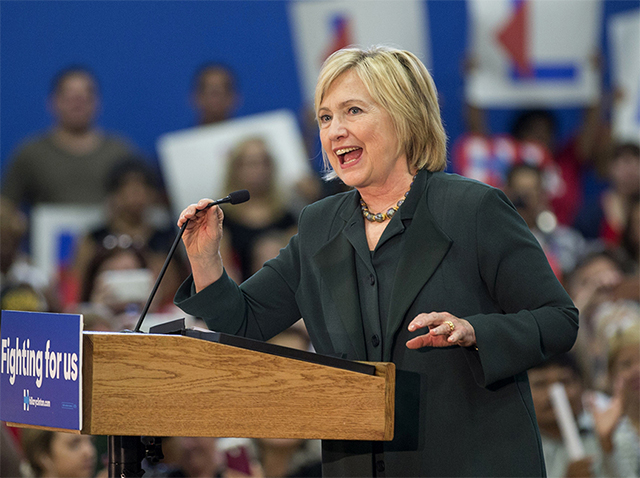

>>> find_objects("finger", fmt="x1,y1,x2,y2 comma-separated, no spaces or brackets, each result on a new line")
408,314,429,332
406,332,450,349
447,328,468,344
178,199,216,225
406,334,434,349
408,312,453,332
421,311,456,327
196,198,215,210
429,321,456,337
179,202,222,228
178,203,198,227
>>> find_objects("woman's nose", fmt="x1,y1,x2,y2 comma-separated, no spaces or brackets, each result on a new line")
327,117,347,141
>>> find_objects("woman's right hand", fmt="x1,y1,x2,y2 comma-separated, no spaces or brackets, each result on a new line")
178,199,225,291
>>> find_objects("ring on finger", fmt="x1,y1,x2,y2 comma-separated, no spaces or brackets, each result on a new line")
445,320,455,333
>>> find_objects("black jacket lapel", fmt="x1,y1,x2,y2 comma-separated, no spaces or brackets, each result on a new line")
312,197,367,360
384,182,452,360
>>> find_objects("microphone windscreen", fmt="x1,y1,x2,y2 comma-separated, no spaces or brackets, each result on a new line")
229,189,250,205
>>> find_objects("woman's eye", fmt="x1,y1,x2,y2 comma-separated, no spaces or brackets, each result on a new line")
348,107,361,114
319,114,331,123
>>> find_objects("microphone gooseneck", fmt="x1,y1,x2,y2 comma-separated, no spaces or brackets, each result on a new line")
133,190,250,333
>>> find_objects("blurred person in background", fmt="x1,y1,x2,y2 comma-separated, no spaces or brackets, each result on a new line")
0,196,57,312
2,66,135,208
79,244,153,329
565,250,639,391
249,231,293,278
620,196,640,270
167,437,225,477
503,163,587,281
487,106,607,228
574,143,640,248
190,63,323,208
192,63,239,126
1,423,22,477
221,137,298,283
589,320,640,477
20,429,96,478
71,157,183,311
77,303,116,332
454,48,611,227
529,353,616,478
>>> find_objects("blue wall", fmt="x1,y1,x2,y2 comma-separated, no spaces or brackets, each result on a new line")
1,0,638,177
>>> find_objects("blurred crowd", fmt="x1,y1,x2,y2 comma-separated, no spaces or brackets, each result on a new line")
0,57,638,477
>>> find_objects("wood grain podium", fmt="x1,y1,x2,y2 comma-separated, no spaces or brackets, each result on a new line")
81,331,395,440
8,329,394,476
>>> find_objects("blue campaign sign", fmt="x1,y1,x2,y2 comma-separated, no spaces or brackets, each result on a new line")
0,310,82,430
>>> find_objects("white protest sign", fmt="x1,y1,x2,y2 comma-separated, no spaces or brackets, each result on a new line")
157,110,312,217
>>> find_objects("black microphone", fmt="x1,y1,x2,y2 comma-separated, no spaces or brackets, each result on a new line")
133,190,250,333
202,189,250,210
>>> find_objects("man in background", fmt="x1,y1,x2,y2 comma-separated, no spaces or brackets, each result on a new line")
191,63,239,126
2,66,135,207
529,354,614,477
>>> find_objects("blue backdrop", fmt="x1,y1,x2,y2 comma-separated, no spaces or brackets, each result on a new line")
1,0,638,177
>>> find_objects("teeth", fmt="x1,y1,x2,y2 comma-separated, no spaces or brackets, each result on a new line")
335,147,360,155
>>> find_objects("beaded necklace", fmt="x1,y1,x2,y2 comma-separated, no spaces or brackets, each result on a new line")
360,174,417,223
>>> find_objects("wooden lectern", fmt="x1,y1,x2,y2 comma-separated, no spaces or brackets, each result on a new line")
9,329,395,476
81,331,395,440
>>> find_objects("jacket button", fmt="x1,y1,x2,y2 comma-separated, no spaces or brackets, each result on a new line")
376,460,385,472
369,274,375,285
371,334,380,347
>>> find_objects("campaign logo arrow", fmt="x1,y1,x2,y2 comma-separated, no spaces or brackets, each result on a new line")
496,0,532,77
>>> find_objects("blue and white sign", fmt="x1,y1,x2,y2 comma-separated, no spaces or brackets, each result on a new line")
466,0,602,107
0,310,83,430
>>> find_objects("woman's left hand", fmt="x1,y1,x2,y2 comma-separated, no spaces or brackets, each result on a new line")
406,312,477,349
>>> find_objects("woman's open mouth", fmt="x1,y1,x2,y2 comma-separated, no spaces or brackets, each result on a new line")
335,147,363,166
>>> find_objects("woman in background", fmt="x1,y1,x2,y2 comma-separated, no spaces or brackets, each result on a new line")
221,137,298,282
21,430,96,478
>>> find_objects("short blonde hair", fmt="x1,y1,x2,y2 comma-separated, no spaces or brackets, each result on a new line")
314,46,447,177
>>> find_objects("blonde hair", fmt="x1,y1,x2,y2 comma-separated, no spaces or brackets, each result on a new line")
604,314,640,372
314,46,447,178
223,136,283,218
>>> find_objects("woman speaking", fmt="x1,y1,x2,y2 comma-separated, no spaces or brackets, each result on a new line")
175,46,578,477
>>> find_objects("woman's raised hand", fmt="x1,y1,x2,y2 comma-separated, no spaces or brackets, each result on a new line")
178,199,226,291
